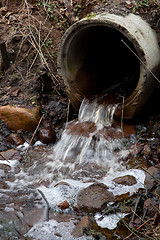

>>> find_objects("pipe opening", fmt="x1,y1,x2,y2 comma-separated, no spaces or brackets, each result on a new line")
67,25,140,102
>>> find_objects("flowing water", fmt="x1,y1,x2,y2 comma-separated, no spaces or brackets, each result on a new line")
0,98,146,240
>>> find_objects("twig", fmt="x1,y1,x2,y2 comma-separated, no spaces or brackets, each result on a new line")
24,114,44,156
130,194,142,223
121,39,160,84
37,189,50,221
0,41,10,70
125,218,154,239
141,167,160,184
0,152,10,163
121,96,125,139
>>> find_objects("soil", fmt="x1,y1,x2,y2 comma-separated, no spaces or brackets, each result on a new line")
0,0,160,239
0,0,160,149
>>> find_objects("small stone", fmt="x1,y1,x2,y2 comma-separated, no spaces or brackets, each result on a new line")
71,216,91,238
8,133,24,146
57,200,69,210
0,149,22,161
0,105,40,131
76,183,115,212
113,175,137,186
144,166,160,190
38,127,56,144
142,144,151,158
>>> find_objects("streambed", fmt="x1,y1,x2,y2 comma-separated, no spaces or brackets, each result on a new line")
0,98,159,240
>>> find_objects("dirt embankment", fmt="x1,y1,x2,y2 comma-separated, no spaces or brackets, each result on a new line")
0,0,159,148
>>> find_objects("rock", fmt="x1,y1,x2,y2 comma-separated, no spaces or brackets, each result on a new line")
57,200,69,210
142,144,152,158
8,133,24,146
144,166,160,190
66,120,96,138
71,216,91,238
113,175,137,186
0,105,40,131
76,183,115,212
38,127,56,144
0,149,22,161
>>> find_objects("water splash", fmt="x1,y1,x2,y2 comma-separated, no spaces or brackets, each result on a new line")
50,98,134,180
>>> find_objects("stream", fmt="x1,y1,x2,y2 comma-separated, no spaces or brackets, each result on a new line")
0,98,146,240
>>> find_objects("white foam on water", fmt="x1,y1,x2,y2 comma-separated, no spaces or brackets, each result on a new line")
95,212,128,230
49,98,136,179
101,168,145,196
0,159,19,169
17,141,29,150
25,219,93,240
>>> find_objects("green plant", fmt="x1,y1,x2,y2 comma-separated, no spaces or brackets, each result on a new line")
75,4,82,18
133,0,160,12
86,12,97,21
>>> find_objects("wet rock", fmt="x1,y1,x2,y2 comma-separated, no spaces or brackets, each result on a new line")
113,175,137,186
0,149,22,161
0,105,40,131
144,166,160,190
8,133,24,146
23,208,46,227
142,144,152,158
71,216,91,238
38,127,56,144
116,121,136,137
99,126,122,140
99,121,136,140
57,200,69,210
76,183,115,212
16,208,46,236
66,121,96,137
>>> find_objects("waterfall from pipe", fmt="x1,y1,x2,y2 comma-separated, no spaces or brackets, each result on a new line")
50,98,133,180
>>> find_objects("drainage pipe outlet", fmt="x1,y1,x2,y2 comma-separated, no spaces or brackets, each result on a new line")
57,13,160,119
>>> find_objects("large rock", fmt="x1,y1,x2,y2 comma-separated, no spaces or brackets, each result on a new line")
0,105,40,131
76,183,115,212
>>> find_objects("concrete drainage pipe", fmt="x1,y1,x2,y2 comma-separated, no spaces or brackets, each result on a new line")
57,13,160,119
